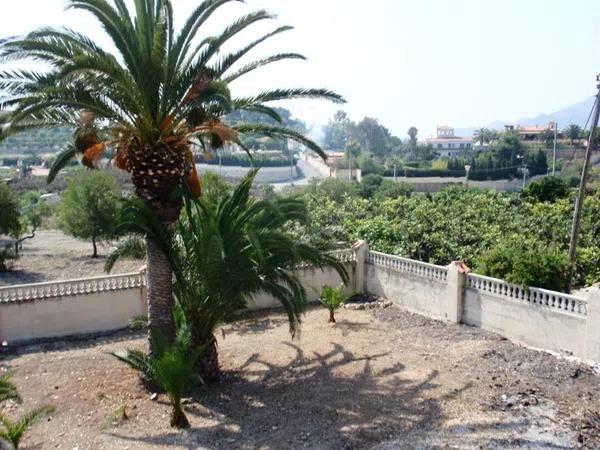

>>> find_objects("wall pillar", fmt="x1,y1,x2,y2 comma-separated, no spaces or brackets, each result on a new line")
352,240,369,293
139,265,148,315
584,284,600,361
444,261,469,323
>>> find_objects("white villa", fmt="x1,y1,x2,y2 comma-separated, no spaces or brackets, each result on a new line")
426,126,473,158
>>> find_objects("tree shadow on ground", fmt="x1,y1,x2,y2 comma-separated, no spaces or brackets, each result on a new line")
1,329,146,361
108,340,533,449
0,269,46,285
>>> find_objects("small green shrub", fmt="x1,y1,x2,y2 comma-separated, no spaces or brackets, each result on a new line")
522,176,570,203
319,284,351,323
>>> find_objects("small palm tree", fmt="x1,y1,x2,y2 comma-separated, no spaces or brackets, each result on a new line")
0,373,20,404
473,127,491,146
0,0,344,350
111,326,199,428
319,284,350,323
0,406,55,450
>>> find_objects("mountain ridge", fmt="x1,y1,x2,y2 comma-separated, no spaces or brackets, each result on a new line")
454,96,595,137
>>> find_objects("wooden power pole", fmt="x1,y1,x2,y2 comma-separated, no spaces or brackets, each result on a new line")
566,75,600,292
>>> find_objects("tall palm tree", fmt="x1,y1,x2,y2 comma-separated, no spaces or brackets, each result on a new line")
118,170,349,381
564,124,583,147
473,127,490,146
0,0,344,349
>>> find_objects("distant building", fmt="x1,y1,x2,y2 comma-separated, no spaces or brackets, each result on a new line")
426,126,473,158
505,122,558,141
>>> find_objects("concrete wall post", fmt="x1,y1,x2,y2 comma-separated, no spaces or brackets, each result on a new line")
444,261,469,323
584,284,600,361
352,240,369,293
139,265,148,315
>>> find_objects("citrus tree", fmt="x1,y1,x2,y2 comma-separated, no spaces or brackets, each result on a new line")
0,0,343,348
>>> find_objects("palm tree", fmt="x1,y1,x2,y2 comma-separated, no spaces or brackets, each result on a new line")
473,127,490,146
112,326,199,428
319,284,351,323
0,406,55,450
564,124,583,147
118,170,349,381
0,0,344,349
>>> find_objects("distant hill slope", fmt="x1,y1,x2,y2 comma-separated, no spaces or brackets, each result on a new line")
455,96,595,137
0,126,73,155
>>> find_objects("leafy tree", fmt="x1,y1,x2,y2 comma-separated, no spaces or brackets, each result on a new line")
58,171,121,258
564,124,583,147
323,110,354,149
407,126,418,150
357,174,384,198
539,128,555,148
0,184,20,237
319,284,351,323
12,192,52,255
355,117,391,156
0,184,20,270
522,176,570,203
0,0,343,350
112,327,199,428
476,237,569,291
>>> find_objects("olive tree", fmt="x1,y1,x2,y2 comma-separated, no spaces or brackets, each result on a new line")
58,171,121,257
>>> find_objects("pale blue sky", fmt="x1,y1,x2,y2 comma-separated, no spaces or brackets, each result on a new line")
1,0,600,137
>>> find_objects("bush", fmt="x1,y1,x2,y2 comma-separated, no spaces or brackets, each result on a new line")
522,176,570,203
476,238,569,291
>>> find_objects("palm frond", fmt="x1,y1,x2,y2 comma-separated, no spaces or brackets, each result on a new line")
0,373,20,404
104,236,146,273
47,145,79,184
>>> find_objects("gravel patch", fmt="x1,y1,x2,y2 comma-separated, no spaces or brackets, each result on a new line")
2,305,599,449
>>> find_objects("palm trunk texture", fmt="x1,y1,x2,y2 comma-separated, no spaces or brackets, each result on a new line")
146,236,175,351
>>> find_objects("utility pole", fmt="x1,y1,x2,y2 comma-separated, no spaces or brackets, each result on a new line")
521,165,528,189
552,121,557,176
566,76,600,292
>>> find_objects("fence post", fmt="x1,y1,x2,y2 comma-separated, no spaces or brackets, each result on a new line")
352,240,369,293
584,284,600,361
444,261,469,323
139,265,148,315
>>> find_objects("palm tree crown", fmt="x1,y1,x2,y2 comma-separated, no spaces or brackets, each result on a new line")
0,0,344,207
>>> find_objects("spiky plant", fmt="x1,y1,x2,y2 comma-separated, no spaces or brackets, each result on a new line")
104,236,146,273
115,169,349,382
0,373,20,405
319,284,350,323
0,0,344,350
0,407,54,450
111,326,199,428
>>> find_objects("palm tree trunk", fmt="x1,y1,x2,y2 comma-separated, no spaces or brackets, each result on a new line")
198,336,221,383
329,309,336,323
170,399,190,428
146,236,175,351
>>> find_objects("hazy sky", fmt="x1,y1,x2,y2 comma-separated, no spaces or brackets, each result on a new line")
1,0,600,137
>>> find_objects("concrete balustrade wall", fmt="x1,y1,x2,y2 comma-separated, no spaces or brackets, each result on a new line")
3,242,600,364
0,250,355,344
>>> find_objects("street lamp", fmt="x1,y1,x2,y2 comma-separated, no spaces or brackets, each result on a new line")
464,164,471,186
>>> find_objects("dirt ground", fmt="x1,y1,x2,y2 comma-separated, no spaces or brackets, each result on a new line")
2,305,599,449
0,229,143,286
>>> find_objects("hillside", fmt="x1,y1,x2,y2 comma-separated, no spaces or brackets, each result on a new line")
455,96,595,136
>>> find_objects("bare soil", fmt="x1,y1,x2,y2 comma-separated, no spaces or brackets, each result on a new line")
0,229,143,286
2,305,599,449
